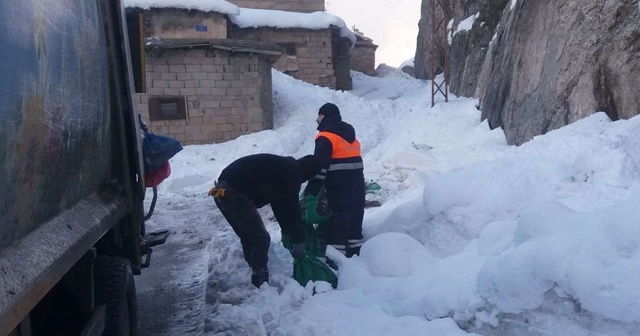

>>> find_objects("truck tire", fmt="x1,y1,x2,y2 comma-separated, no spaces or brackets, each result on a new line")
95,256,138,336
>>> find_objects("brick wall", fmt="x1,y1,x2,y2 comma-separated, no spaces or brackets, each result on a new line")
135,48,273,145
231,28,338,89
351,42,378,76
145,9,227,39
227,0,324,12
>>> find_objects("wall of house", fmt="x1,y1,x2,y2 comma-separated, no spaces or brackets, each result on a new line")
351,42,377,76
230,27,339,89
135,48,273,145
144,9,227,39
331,29,353,90
226,0,324,12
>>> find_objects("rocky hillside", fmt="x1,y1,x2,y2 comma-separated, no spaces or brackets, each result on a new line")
415,0,640,145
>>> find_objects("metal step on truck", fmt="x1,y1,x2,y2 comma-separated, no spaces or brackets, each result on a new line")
0,0,167,335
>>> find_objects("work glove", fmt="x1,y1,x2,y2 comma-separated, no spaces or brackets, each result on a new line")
292,242,306,261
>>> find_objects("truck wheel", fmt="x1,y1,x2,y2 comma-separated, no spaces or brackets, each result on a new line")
95,257,138,336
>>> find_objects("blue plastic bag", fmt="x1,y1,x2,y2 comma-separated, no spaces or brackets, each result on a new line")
142,133,183,172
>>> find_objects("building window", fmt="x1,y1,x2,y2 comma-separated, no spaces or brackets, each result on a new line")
277,43,297,56
149,96,187,121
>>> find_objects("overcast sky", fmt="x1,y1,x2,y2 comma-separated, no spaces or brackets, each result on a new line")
326,0,422,68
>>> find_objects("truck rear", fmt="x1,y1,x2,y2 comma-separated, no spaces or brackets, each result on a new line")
0,0,152,334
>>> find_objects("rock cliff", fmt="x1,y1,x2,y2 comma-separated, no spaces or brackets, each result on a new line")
415,0,640,145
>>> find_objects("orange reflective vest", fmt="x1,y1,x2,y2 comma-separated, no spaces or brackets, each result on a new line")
316,131,361,159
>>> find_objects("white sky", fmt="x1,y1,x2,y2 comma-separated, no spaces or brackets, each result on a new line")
145,68,640,335
326,0,422,68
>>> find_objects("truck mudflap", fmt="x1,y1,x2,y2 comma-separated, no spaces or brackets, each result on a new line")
0,191,129,336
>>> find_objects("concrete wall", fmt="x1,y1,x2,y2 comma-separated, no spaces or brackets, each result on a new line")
351,42,377,76
144,9,227,39
135,48,273,145
231,27,338,89
227,0,324,12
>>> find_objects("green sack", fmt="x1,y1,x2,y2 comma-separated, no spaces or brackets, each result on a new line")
303,186,332,224
365,180,382,194
282,220,326,259
282,188,331,259
293,255,338,288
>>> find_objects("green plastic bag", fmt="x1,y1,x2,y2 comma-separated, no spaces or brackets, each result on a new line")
282,185,341,288
282,188,331,259
365,180,382,194
293,255,338,288
303,186,332,224
282,219,327,259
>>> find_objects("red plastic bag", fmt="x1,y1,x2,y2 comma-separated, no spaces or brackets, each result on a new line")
145,161,171,187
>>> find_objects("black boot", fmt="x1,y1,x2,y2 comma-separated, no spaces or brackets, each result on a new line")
251,268,269,287
346,246,361,258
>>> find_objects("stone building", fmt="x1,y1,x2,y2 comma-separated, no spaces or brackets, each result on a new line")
125,0,357,144
136,39,281,145
350,33,378,76
126,4,283,145
227,0,324,12
228,9,355,90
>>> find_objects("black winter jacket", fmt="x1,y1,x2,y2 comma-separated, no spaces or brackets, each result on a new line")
307,116,365,211
218,154,306,242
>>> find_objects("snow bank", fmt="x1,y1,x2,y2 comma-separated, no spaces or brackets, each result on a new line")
158,66,640,335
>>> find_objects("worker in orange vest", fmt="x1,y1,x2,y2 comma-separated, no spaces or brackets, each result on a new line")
305,103,365,265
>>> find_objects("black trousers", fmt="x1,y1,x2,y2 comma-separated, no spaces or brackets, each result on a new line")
214,182,270,272
326,209,364,257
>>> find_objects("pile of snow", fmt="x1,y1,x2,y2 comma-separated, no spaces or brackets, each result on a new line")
455,13,479,35
399,57,415,69
449,13,479,44
123,0,240,15
153,68,640,335
229,9,356,45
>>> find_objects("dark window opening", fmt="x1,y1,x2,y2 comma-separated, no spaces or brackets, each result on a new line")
149,96,187,121
277,43,297,56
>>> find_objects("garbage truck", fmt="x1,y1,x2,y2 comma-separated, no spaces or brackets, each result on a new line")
0,0,164,335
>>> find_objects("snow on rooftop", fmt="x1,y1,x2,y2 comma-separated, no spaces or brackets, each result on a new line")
229,8,356,45
355,31,374,43
124,0,240,15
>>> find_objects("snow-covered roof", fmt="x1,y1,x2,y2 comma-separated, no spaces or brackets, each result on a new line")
124,0,240,15
229,9,356,46
355,32,373,43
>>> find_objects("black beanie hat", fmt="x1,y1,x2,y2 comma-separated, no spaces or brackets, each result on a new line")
318,103,340,119
297,155,321,181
